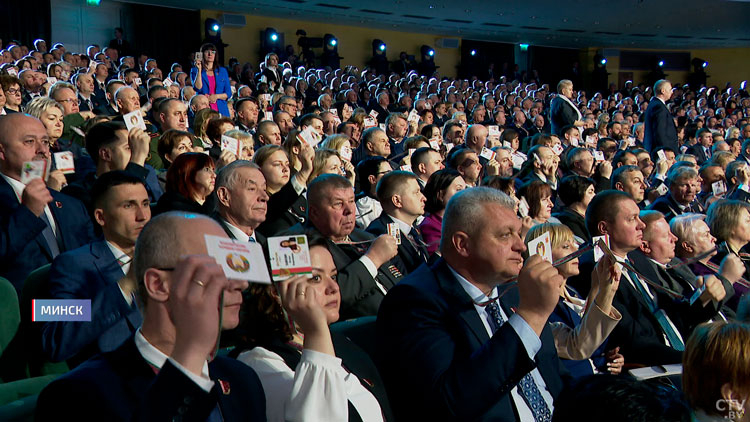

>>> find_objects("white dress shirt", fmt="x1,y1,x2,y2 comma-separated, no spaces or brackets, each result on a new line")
238,347,384,422
448,265,555,420
134,329,214,393
2,173,57,235
105,241,135,305
221,218,258,243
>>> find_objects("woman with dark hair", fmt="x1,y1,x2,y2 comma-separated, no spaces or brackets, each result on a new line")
157,129,195,169
254,143,313,236
553,175,596,244
191,43,232,117
235,232,392,422
153,152,215,215
518,180,559,225
418,169,467,256
0,74,23,113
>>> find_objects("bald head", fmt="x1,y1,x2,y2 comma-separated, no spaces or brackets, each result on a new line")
0,114,50,179
465,124,488,153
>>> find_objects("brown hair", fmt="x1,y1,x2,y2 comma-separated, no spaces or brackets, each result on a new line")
518,180,552,219
165,152,215,200
205,117,234,144
157,129,193,166
683,321,750,417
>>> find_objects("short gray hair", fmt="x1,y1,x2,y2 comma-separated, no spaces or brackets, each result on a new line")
441,187,515,251
670,213,707,250
47,81,76,100
215,160,260,192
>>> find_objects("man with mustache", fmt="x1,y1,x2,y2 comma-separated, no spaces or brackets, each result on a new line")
42,171,149,365
0,114,94,292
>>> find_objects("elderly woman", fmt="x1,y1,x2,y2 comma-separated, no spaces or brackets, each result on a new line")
418,169,466,256
235,232,391,422
683,321,750,421
707,200,750,307
0,74,23,113
553,175,596,244
24,97,73,191
153,152,215,215
550,79,584,137
671,213,744,313
517,180,560,225
525,222,624,378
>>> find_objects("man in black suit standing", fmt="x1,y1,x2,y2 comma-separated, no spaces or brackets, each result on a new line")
549,79,584,137
377,187,568,421
37,212,267,421
644,79,678,153
213,160,269,246
366,171,428,274
285,174,401,319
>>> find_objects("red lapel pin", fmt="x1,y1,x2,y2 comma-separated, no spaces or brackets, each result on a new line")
219,379,231,395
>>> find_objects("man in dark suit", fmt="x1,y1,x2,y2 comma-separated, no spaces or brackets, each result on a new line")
36,213,267,421
549,79,583,137
687,128,714,165
63,121,163,218
644,79,678,153
377,187,569,421
568,190,683,366
0,114,95,292
648,166,704,221
41,171,148,366
629,211,726,339
73,72,101,113
284,174,401,319
213,160,268,246
366,171,428,274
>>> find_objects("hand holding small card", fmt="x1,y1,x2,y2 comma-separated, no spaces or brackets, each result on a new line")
528,232,553,263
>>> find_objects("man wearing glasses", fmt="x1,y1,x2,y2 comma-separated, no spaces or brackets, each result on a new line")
37,212,267,420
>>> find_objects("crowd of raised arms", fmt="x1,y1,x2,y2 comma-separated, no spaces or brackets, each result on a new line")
1,30,750,422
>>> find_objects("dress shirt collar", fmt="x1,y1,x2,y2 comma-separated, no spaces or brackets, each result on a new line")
105,241,132,274
135,329,210,379
389,214,414,236
1,172,26,201
447,264,498,304
221,218,256,243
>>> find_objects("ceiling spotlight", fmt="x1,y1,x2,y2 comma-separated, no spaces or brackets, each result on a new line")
600,58,607,65
270,33,278,41
470,49,476,56
379,43,386,51
330,38,337,46
658,60,664,67
428,49,434,57
212,24,220,32
702,61,708,68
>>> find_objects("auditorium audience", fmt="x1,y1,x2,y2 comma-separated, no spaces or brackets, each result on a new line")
419,168,466,256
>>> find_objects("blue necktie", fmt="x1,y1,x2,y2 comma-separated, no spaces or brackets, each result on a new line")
39,211,60,258
627,269,685,351
486,301,552,422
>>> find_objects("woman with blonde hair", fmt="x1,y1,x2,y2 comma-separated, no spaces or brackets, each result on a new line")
524,222,624,378
193,107,220,149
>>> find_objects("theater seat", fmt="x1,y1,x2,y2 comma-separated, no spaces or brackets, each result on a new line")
0,391,42,421
330,316,377,360
0,277,20,357
18,265,68,378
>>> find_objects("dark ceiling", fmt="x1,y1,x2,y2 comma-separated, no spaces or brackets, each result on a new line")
123,0,750,49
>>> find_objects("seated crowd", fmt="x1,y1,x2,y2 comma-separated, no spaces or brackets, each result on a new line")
2,34,750,421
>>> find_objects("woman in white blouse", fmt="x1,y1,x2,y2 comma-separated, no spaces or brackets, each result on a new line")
235,233,389,422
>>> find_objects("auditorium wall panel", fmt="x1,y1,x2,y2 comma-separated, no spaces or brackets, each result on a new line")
199,10,461,78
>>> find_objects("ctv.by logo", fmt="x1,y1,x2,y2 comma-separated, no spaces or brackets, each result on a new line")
716,399,746,420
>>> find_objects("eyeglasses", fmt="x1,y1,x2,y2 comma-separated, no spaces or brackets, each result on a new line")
57,98,80,106
6,88,20,95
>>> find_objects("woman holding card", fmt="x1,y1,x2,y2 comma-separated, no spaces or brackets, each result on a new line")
309,149,355,187
524,222,625,378
518,180,560,225
191,43,232,117
153,152,215,215
235,233,390,422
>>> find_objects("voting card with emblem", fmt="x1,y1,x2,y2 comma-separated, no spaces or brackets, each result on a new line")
592,234,610,263
267,235,313,282
21,160,47,184
528,231,553,263
53,151,75,175
480,147,496,161
205,235,271,284
221,135,241,157
124,110,147,131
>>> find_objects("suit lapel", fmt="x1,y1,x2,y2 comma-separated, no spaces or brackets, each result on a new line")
433,259,490,345
109,336,159,403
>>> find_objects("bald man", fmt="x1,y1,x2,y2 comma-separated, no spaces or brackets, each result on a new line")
0,114,94,291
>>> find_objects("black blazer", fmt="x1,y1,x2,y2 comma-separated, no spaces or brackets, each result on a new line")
687,144,711,165
549,96,578,136
647,193,704,222
552,208,590,243
36,336,267,421
283,223,402,320
568,250,683,366
376,258,568,421
256,180,307,238
643,99,678,153
366,213,427,275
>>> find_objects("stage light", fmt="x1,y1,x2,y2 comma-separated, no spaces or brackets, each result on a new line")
702,61,708,68
600,58,607,65
329,37,337,46
658,60,664,67
212,23,220,32
519,43,529,51
428,49,434,57
270,33,278,42
379,43,386,51
470,49,476,56
86,0,101,5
